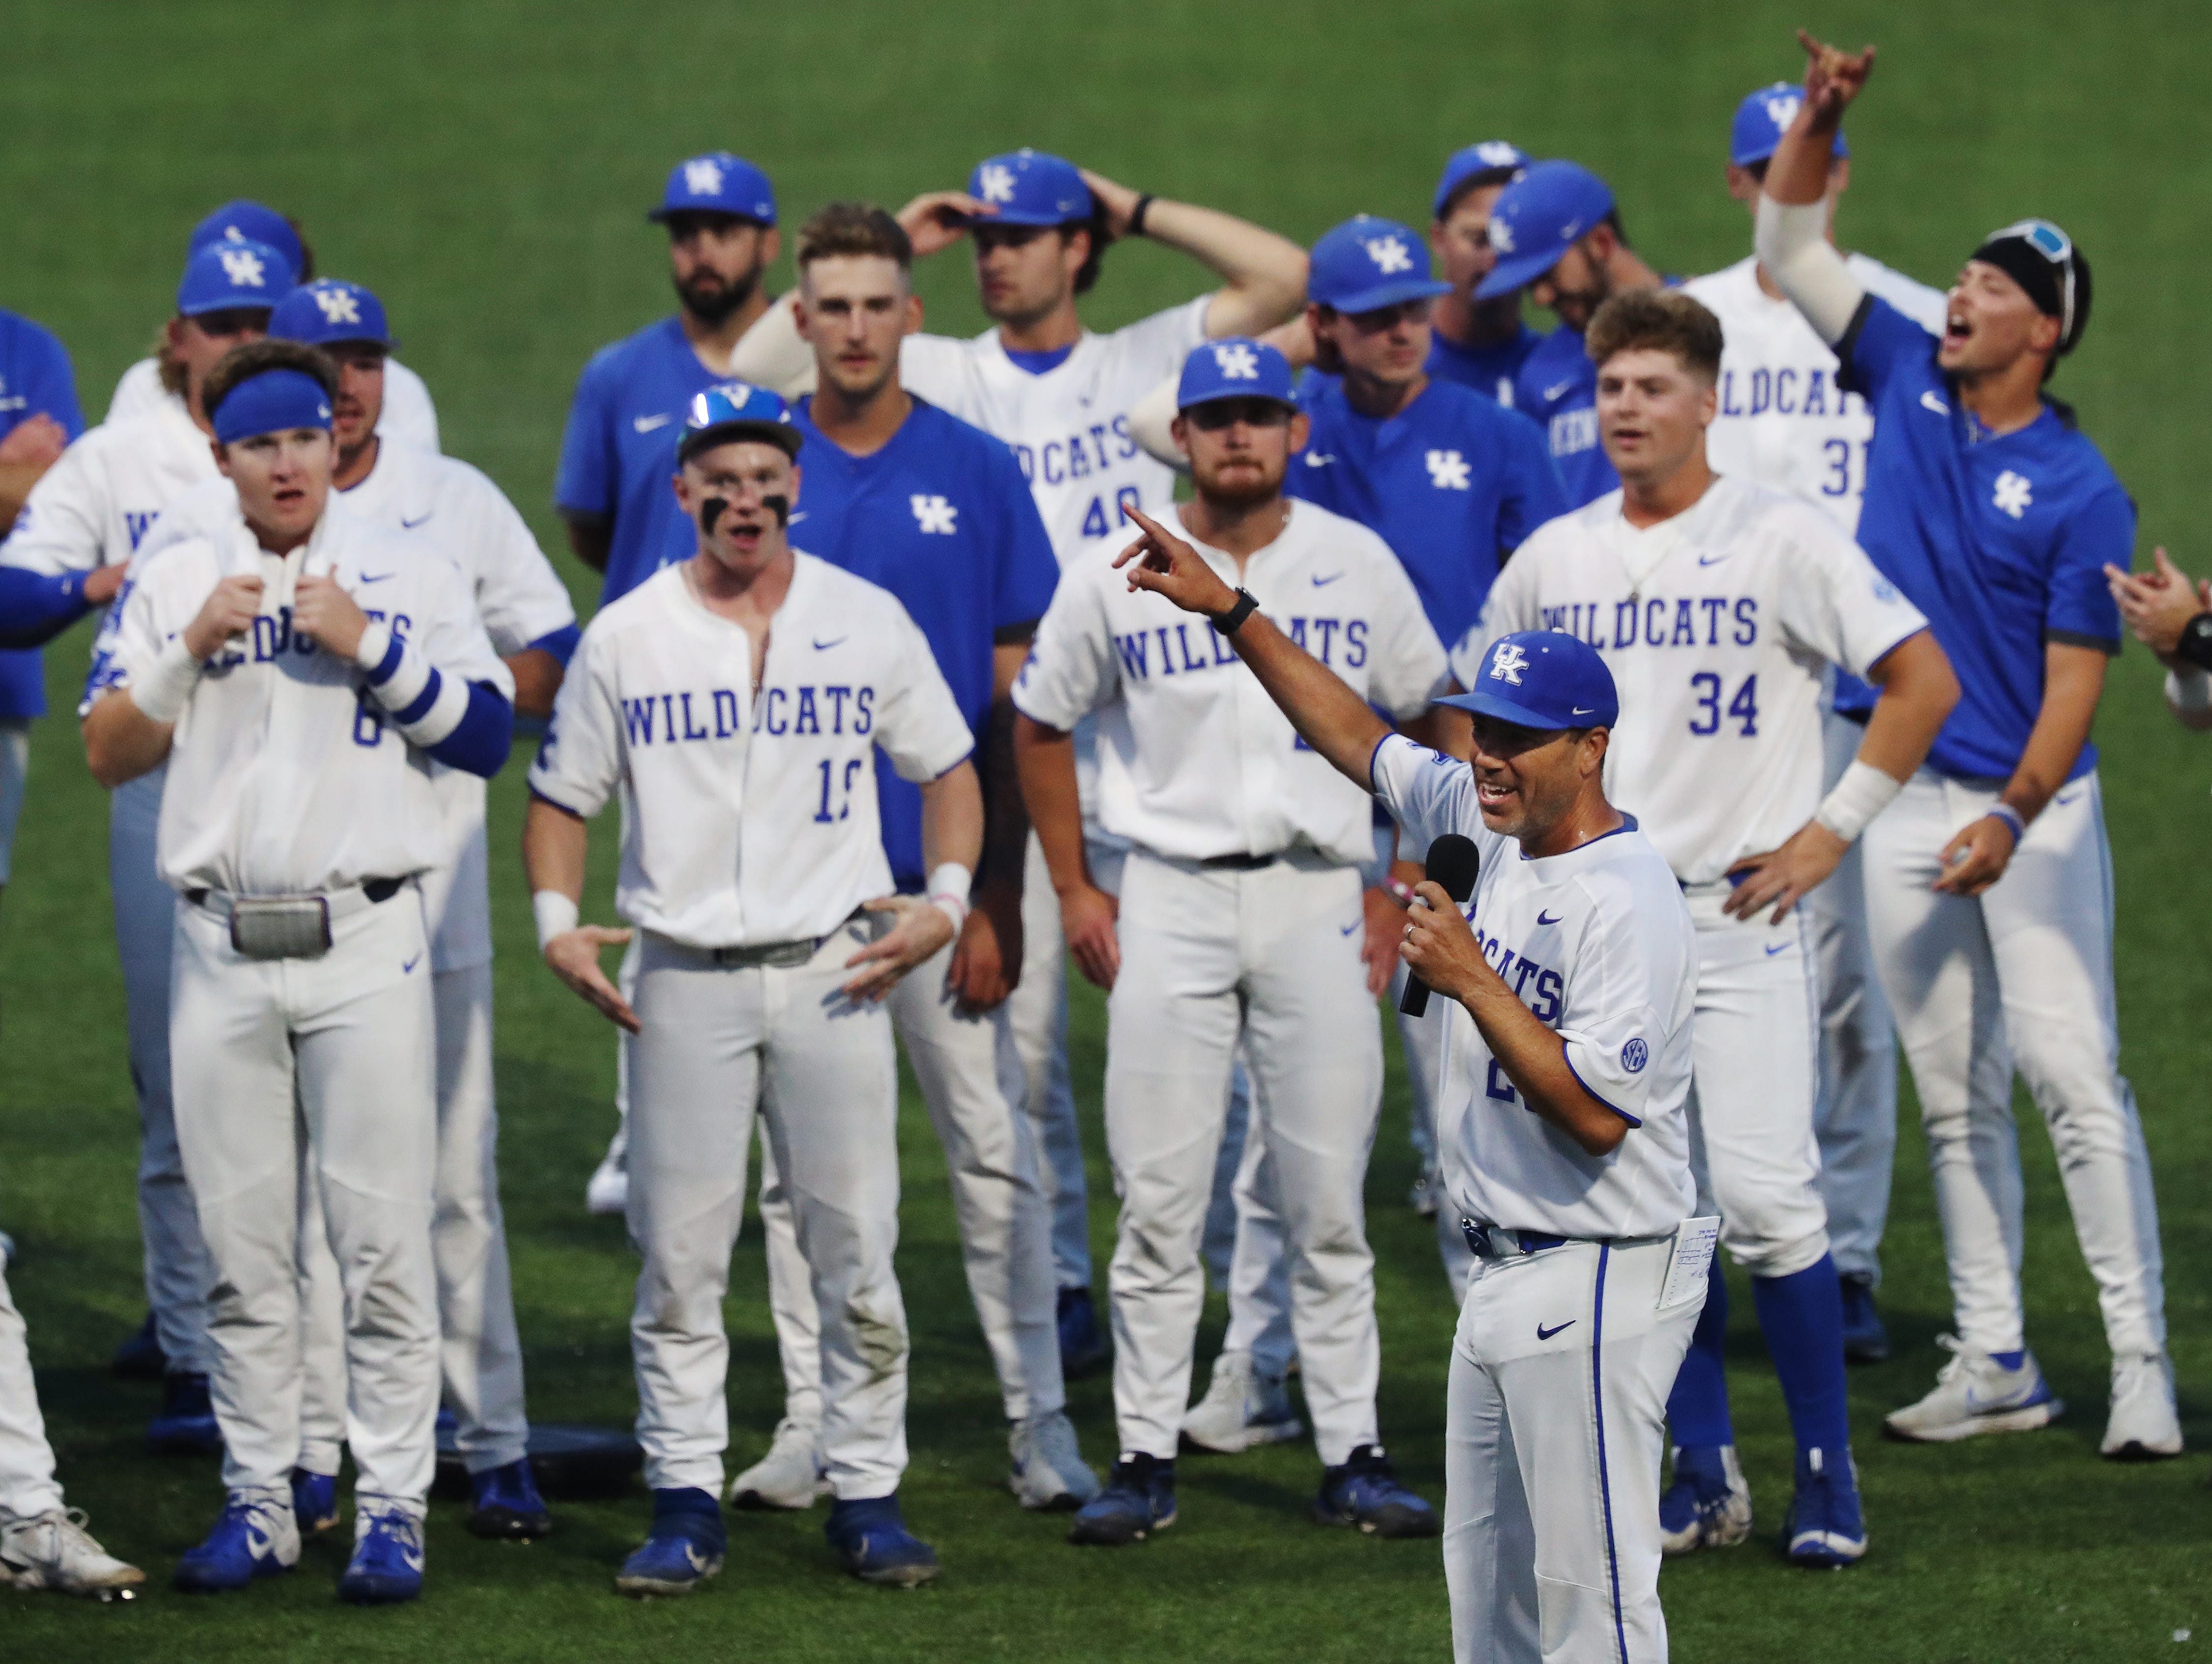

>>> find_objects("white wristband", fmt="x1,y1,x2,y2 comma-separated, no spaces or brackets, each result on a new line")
533,891,580,954
926,861,973,934
1812,759,1904,844
130,635,204,724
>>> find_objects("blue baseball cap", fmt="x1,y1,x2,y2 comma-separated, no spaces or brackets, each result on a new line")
1474,161,1616,300
175,238,293,318
188,200,306,280
966,149,1093,227
1309,215,1451,315
1432,140,1530,219
1730,82,1848,168
270,280,394,350
1440,632,1619,730
648,152,777,226
677,380,800,462
1175,338,1297,411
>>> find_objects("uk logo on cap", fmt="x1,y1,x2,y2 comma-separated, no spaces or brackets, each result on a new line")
1488,642,1530,685
979,163,1017,204
1211,343,1260,380
217,247,269,288
1363,236,1414,274
1309,215,1451,314
649,151,777,226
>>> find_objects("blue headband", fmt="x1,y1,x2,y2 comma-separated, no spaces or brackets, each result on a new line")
211,368,333,445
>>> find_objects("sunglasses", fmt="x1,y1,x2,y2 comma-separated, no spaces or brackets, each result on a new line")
1990,218,2076,340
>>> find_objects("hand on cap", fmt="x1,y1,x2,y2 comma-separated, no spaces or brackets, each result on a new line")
896,190,992,259
1114,505,1237,616
1077,168,1138,237
1796,29,1875,124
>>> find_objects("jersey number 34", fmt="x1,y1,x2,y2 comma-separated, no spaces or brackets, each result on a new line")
1688,672,1758,737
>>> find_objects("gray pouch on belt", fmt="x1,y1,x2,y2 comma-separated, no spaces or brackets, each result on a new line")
230,897,333,961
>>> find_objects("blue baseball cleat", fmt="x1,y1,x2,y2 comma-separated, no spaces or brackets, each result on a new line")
825,1495,939,1586
338,1501,426,1605
1313,1445,1439,1538
1067,1454,1176,1547
1783,1446,1868,1568
291,1468,339,1534
615,1488,725,1598
173,1492,300,1592
1057,1285,1110,1379
1659,1443,1753,1555
147,1372,223,1456
467,1458,553,1541
1839,1274,1891,1364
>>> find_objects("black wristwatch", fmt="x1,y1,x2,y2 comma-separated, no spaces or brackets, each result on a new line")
2178,610,2212,672
1212,587,1260,636
1129,193,1156,238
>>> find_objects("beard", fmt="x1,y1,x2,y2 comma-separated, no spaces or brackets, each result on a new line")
673,264,761,325
1192,461,1283,507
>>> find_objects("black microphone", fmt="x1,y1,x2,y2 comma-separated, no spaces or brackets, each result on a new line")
1399,833,1481,1018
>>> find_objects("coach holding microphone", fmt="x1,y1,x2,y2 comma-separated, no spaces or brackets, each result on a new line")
1119,517,1707,1660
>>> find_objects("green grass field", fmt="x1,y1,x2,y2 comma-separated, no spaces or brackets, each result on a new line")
4,1,2211,1657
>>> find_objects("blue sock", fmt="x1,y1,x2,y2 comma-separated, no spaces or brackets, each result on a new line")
1750,1255,1853,1466
1989,1349,2025,1372
1665,1257,1734,1448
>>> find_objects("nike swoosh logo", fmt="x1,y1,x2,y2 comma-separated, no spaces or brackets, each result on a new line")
1340,919,1360,936
1536,910,1562,926
1537,1320,1575,1340
1696,553,1729,567
359,571,396,584
400,513,432,529
1543,380,1574,402
1303,452,1336,467
2055,788,2081,806
1765,943,1788,956
813,636,846,650
1571,706,1595,716
633,413,672,433
1920,390,1949,416
402,955,421,973
1311,572,1343,587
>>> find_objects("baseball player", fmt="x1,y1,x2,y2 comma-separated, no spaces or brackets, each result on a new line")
135,278,579,1538
558,150,782,1217
80,340,513,1603
1481,161,1666,508
0,1257,143,1597
0,304,84,921
1466,288,1961,1564
731,152,1310,1372
1761,35,2182,1458
1115,496,1709,1660
525,383,975,1594
1426,142,1545,405
0,235,295,1449
1683,83,1948,1365
107,200,439,452
687,205,1093,1514
1014,340,1446,1546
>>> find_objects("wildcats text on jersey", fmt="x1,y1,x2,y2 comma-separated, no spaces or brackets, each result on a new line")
1109,614,1371,682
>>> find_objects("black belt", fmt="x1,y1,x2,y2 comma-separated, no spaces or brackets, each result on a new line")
1461,1218,1568,1259
1199,851,1280,871
185,876,402,907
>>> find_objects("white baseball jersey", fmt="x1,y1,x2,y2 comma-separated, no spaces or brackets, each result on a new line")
88,497,510,896
108,356,442,454
1460,477,1927,884
1683,254,1945,532
136,444,575,968
1371,734,1697,1239
901,297,1209,566
1013,498,1446,867
0,400,215,581
529,554,972,950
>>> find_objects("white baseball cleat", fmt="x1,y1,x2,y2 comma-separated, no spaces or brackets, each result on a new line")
727,1417,830,1509
1009,1409,1101,1511
1406,1169,1441,1219
0,1508,145,1599
1883,1337,2063,1443
1180,1350,1303,1454
2101,1352,2184,1460
584,1151,629,1217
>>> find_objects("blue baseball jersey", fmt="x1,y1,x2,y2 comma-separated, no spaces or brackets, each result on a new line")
780,396,1058,889
1834,296,2129,782
1513,323,1615,509
554,316,725,608
1286,372,1565,652
1426,322,1543,411
0,310,86,718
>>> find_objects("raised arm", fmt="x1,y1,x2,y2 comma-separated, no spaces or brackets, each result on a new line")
1126,317,1312,469
1114,506,1389,788
1754,31,1876,346
1080,170,1309,340
726,291,817,397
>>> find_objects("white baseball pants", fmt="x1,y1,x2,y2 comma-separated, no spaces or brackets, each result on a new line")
628,923,909,1499
170,886,440,1510
1806,707,1908,1285
1446,1237,1701,1664
110,767,216,1377
1863,769,2165,1358
1682,888,1830,1279
294,960,530,1476
0,1263,63,1521
756,926,1065,1425
1105,852,1383,1466
0,717,28,886
1006,831,1095,1291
